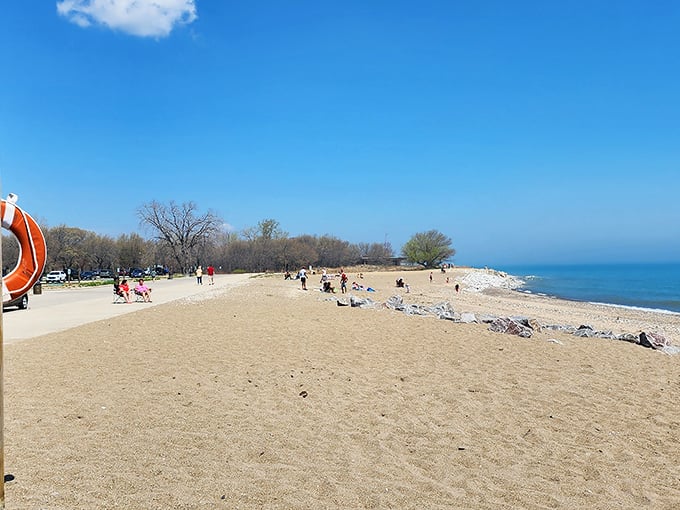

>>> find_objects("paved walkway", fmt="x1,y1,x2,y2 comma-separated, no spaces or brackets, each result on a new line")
2,274,254,343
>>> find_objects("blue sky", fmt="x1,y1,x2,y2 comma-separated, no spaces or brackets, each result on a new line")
2,1,679,266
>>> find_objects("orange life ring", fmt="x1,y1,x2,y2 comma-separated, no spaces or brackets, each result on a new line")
2,196,47,303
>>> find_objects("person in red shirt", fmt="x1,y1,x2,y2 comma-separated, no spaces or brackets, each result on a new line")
118,279,131,303
340,271,348,293
207,265,215,285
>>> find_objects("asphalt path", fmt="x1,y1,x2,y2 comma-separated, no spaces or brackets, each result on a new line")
2,274,253,344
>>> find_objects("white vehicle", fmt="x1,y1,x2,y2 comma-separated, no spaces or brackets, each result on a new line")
45,270,67,283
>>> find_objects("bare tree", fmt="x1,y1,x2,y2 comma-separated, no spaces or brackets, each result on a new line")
366,241,394,265
86,234,118,271
137,201,222,273
117,233,149,270
44,225,89,277
316,235,355,268
1,233,20,276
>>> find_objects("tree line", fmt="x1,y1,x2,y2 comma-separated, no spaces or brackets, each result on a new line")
2,200,455,275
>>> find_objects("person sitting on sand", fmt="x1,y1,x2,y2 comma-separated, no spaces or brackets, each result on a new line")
396,278,405,288
351,281,363,291
119,279,131,303
134,279,152,302
322,280,335,293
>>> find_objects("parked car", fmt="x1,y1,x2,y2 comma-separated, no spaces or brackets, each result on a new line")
66,269,80,281
3,293,28,310
80,271,97,280
99,269,114,279
45,270,67,283
130,268,145,278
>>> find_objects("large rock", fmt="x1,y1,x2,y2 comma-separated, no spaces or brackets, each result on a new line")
639,331,669,349
572,325,615,339
460,312,477,324
460,270,524,292
528,318,542,332
616,333,639,344
385,295,404,310
350,295,377,308
488,317,533,338
384,296,454,318
431,301,455,320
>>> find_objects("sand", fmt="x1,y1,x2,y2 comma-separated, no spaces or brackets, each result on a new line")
3,268,680,509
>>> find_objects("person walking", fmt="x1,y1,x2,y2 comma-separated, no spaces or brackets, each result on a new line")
340,270,348,294
196,266,203,285
207,264,215,285
299,268,307,290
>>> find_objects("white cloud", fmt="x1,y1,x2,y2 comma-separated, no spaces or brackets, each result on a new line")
56,0,198,38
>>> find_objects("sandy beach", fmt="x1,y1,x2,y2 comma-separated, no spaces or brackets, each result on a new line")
3,268,680,509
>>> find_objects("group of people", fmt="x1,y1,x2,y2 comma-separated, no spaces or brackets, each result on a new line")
195,265,215,285
396,278,410,293
116,278,152,303
320,269,335,293
295,268,350,294
115,263,218,304
293,267,463,296
352,281,376,292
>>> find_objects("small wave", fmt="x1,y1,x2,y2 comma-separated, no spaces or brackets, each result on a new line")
588,301,680,315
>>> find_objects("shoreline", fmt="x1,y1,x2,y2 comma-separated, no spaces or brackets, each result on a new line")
513,287,680,317
500,262,680,314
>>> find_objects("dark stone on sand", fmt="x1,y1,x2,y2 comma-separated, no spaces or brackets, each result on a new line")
616,333,639,344
488,317,533,338
639,331,669,349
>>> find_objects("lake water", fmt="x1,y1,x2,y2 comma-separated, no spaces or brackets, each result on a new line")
497,263,680,314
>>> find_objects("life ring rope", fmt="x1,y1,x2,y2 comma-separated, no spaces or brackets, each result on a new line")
1,195,47,303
